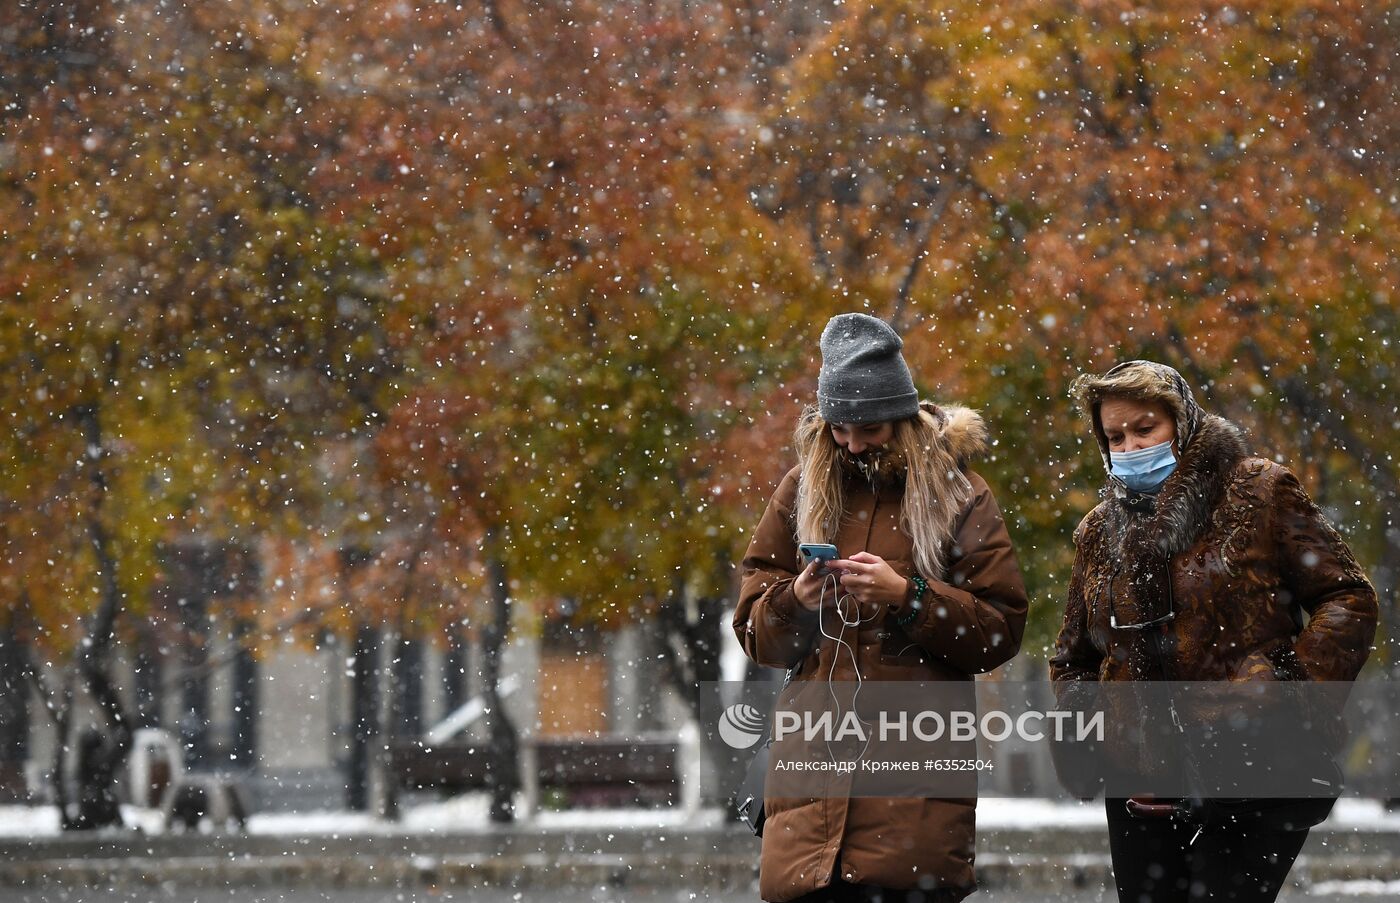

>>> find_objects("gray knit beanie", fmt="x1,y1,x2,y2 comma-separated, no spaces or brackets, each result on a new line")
817,313,919,423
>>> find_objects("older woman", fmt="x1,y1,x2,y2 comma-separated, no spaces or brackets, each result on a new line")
1051,360,1378,903
734,313,1028,903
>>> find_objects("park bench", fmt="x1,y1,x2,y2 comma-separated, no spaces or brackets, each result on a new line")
391,729,701,814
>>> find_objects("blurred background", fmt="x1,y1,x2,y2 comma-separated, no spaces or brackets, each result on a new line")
0,0,1395,874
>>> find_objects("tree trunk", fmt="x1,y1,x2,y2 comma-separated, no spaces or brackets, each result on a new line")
481,530,520,824
394,637,423,738
0,625,29,802
133,623,163,730
347,620,378,811
230,615,257,770
53,676,74,828
175,554,210,772
65,402,132,831
444,625,469,714
374,537,429,820
373,626,399,820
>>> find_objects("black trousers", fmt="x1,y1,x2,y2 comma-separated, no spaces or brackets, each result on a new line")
786,879,964,903
1105,798,1310,903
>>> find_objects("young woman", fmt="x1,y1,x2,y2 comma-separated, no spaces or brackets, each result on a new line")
1051,359,1378,903
734,313,1028,903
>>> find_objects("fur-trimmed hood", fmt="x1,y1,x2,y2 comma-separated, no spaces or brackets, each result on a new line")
929,400,989,465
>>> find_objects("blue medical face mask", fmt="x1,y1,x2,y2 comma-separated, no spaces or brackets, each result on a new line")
1109,439,1178,493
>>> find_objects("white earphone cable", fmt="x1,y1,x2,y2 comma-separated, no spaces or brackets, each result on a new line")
816,569,878,763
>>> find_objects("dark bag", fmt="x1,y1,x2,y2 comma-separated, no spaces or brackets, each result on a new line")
1129,782,1340,833
1179,753,1342,832
1048,679,1105,799
1188,795,1339,832
1132,629,1342,834
1127,787,1340,833
733,665,797,837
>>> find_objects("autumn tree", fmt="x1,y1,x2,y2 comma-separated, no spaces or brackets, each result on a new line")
0,0,391,826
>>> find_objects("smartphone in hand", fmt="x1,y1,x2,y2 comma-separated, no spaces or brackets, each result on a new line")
798,543,840,576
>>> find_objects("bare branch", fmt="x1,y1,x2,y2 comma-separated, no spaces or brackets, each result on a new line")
890,181,954,335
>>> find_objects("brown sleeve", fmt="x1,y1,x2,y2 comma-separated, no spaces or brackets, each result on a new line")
1270,467,1379,681
901,471,1028,673
1049,511,1106,693
733,468,821,669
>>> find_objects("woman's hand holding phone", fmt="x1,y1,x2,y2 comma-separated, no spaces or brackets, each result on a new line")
793,558,828,611
831,552,909,606
792,543,838,611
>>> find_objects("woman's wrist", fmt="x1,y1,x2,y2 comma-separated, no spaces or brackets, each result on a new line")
896,574,928,627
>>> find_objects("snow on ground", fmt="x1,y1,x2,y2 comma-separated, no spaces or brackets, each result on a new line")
978,797,1400,832
1,797,1396,839
976,798,1106,828
1326,798,1400,830
1309,880,1400,897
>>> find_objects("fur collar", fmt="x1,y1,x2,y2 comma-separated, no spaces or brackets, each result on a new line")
835,401,988,486
1111,413,1249,555
838,446,908,486
1098,413,1249,634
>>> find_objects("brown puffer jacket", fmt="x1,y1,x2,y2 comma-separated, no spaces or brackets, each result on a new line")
1050,411,1379,775
734,405,1028,903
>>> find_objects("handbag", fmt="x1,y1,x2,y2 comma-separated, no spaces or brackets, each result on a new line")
734,665,798,837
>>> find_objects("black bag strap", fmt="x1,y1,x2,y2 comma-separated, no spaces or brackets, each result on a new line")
734,661,801,836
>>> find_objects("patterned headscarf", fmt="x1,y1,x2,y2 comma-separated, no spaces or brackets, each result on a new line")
1072,360,1205,491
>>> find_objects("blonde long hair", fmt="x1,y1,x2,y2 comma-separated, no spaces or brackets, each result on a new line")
792,404,972,580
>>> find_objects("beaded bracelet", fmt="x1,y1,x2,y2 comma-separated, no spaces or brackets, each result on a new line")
896,574,929,627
